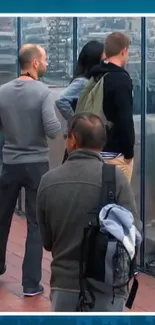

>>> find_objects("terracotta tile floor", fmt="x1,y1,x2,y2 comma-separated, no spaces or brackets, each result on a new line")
0,214,154,312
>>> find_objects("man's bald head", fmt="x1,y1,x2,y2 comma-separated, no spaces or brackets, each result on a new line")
66,113,107,153
18,44,47,78
19,44,44,69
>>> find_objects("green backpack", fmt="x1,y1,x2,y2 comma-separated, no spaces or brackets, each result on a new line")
75,73,113,129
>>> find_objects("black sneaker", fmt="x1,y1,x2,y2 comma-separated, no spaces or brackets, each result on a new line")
0,264,6,275
23,284,44,297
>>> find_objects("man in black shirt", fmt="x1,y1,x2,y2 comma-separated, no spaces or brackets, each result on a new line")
89,32,134,182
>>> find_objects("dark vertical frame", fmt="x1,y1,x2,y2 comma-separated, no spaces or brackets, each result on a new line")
72,17,78,75
140,17,146,268
17,17,21,76
16,17,23,215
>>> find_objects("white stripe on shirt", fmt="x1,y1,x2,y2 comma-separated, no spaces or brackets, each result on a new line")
100,152,122,159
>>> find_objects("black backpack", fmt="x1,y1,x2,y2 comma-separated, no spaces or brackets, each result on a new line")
76,163,139,312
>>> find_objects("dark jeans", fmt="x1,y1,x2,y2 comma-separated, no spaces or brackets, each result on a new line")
0,162,49,288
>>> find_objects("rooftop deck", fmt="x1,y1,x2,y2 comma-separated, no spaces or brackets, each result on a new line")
0,214,154,312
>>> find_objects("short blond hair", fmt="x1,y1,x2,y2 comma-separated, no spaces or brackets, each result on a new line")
104,32,131,58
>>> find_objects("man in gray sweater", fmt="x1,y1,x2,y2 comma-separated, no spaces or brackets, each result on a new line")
0,44,61,296
37,113,142,312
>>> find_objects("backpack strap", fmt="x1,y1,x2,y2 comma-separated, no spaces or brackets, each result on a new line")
125,275,139,309
100,163,116,210
76,227,96,311
125,246,139,309
89,163,116,226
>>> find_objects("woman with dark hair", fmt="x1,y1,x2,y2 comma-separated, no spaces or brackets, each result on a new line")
55,40,105,162
56,41,104,120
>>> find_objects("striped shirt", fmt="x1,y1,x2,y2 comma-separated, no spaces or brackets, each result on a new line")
100,152,122,159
